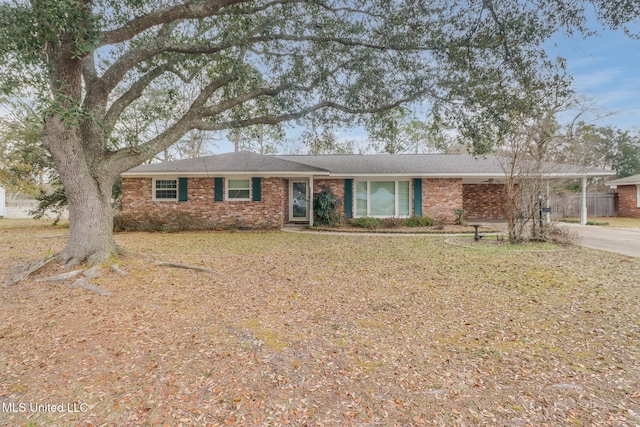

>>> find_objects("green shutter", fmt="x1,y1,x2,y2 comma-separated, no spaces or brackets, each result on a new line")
344,179,353,219
214,177,224,201
252,177,262,202
413,178,422,216
178,178,188,202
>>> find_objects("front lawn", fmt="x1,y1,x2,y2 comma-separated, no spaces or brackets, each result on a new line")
1,223,639,425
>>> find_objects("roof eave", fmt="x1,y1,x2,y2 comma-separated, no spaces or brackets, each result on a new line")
121,170,615,179
121,170,332,178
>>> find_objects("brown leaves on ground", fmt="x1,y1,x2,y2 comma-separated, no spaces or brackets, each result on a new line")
0,220,639,426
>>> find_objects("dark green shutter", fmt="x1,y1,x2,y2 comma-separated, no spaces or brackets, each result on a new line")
413,178,422,216
344,179,353,218
214,177,224,201
251,177,262,202
178,178,188,202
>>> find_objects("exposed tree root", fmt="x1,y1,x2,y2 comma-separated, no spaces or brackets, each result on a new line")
83,265,103,279
4,252,127,291
3,256,56,287
69,278,111,296
35,269,83,283
154,261,219,275
110,264,127,275
57,244,126,269
4,249,219,294
40,234,69,239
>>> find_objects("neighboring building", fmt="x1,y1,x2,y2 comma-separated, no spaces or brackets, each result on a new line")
607,174,640,218
121,152,614,228
0,187,5,218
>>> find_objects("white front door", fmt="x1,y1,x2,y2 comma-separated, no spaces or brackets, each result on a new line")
290,180,309,221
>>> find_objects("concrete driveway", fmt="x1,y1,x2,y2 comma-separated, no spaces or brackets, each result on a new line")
561,223,640,258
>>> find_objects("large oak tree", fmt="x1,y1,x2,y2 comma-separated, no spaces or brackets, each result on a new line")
0,0,631,265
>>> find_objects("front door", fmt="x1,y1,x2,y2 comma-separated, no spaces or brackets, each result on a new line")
290,180,309,221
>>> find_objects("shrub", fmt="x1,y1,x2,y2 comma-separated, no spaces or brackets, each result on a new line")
113,212,220,232
313,186,342,226
113,212,166,232
543,223,580,245
381,217,404,228
351,217,382,229
404,215,432,227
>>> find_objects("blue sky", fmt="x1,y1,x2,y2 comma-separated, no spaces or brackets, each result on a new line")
548,28,640,130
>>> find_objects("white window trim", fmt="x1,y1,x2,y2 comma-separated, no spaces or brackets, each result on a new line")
226,177,252,201
636,185,640,208
354,179,412,218
152,177,178,201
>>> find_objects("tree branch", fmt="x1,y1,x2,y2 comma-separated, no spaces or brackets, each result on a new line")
107,113,196,171
193,91,433,131
171,33,437,54
98,0,251,47
199,84,288,117
482,0,513,61
103,64,174,135
82,54,98,86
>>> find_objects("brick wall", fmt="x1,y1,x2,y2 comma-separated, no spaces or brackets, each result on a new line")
463,184,508,219
422,178,463,224
121,177,287,228
121,176,511,226
282,179,290,222
617,185,640,218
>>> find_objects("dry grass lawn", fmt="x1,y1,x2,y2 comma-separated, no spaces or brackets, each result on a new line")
1,219,639,426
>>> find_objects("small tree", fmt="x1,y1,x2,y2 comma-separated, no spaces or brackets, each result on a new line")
303,128,355,155
228,124,285,155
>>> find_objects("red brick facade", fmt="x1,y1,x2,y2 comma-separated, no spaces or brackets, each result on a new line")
121,177,288,228
121,176,507,227
617,185,640,218
463,184,508,219
422,178,463,223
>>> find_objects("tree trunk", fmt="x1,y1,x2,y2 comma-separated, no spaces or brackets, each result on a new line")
43,118,120,266
61,173,119,266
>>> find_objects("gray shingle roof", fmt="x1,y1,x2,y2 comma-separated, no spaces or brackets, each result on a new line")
276,154,610,177
606,174,640,186
124,151,328,174
122,151,614,178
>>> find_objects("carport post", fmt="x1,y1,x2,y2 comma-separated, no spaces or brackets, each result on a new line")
309,176,314,227
581,177,587,225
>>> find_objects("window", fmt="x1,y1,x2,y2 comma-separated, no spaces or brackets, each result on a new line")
637,185,640,208
355,180,411,217
227,179,251,200
154,179,177,200
398,181,410,216
356,181,368,217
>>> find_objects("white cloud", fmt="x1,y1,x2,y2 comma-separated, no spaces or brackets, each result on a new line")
573,67,625,91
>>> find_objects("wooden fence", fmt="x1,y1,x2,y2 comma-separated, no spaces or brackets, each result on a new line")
548,193,618,218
